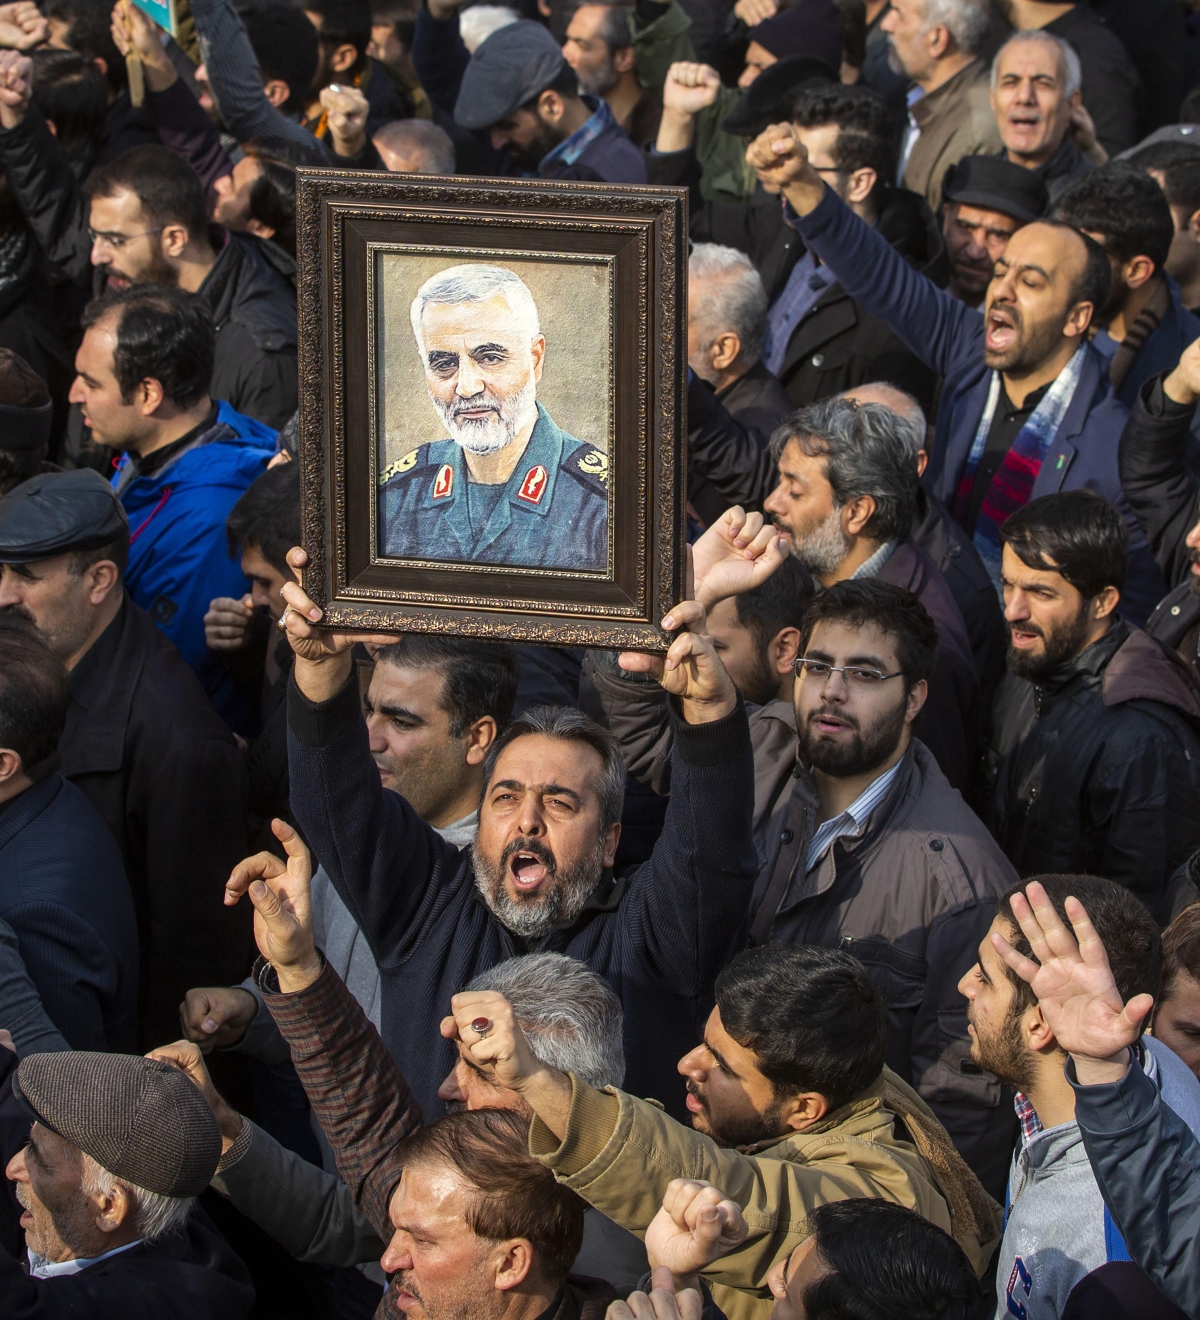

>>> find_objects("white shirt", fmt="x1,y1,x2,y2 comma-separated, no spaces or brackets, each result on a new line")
27,1240,142,1278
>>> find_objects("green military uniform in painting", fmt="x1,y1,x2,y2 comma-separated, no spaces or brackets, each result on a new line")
378,403,609,571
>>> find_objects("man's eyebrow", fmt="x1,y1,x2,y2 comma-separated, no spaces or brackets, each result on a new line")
426,349,458,363
705,1038,738,1077
845,653,891,669
469,342,508,357
1009,261,1052,281
374,703,424,722
490,778,584,803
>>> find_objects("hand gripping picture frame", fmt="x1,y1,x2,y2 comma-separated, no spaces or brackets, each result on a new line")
295,169,688,651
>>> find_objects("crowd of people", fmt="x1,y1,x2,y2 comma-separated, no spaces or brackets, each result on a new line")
0,0,1199,1317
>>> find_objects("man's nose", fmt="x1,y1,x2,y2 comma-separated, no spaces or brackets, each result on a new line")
436,1066,466,1104
1004,589,1030,622
763,483,786,516
819,668,850,701
365,715,388,754
957,967,977,999
514,800,546,837
489,127,510,150
677,1046,706,1079
380,1238,413,1274
1186,516,1200,550
68,375,85,405
1014,78,1036,103
90,236,111,266
456,353,484,397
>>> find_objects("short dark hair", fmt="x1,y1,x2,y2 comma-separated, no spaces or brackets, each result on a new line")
800,1200,981,1320
0,617,70,773
792,83,893,196
225,462,300,576
482,705,625,831
86,145,208,240
715,945,886,1113
771,397,919,542
373,636,519,736
44,0,126,95
81,286,215,409
394,1109,585,1282
998,874,1162,1026
999,489,1128,599
305,0,373,64
521,60,579,107
1132,148,1200,229
1161,902,1200,1005
1052,163,1175,273
798,579,939,690
733,556,817,654
242,136,329,257
242,6,321,116
71,533,128,581
30,49,107,166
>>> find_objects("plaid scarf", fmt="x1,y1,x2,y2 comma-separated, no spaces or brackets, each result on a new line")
951,344,1088,591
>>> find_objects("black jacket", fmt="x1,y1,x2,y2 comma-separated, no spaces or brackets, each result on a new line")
0,1204,253,1319
287,671,758,1121
688,361,792,524
0,774,139,1053
983,617,1200,924
1116,374,1200,670
0,105,297,435
1036,7,1141,156
59,597,253,1048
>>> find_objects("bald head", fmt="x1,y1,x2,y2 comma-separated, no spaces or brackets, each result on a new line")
373,120,456,176
842,383,926,436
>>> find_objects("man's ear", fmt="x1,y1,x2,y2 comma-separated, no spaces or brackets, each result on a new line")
1026,1001,1060,1055
493,1239,536,1292
772,625,802,675
536,89,565,126
779,1090,829,1132
1189,208,1200,242
92,1179,135,1236
841,493,877,538
613,44,635,75
85,560,121,607
464,715,499,765
845,166,876,207
1093,583,1120,621
1121,253,1157,293
710,329,741,372
0,748,22,787
904,677,927,725
1064,299,1095,340
244,218,277,240
160,222,191,260
329,42,358,74
137,377,166,417
263,78,291,109
602,820,621,869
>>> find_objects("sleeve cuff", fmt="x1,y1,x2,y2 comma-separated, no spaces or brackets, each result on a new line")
1066,1050,1155,1131
1143,373,1197,420
669,692,749,768
216,1117,253,1173
528,1074,622,1174
287,669,362,747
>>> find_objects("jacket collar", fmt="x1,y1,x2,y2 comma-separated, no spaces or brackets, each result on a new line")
1033,616,1130,697
910,59,983,126
0,773,62,853
60,596,146,777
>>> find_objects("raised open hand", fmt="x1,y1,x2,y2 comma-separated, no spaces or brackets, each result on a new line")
991,880,1153,1069
692,506,789,609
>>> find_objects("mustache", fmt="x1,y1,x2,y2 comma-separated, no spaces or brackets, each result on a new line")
1009,619,1045,640
685,1079,705,1105
807,705,860,731
0,604,36,625
501,836,557,875
1190,548,1200,568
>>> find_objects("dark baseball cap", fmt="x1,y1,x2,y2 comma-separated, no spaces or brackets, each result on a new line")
720,55,838,138
942,155,1049,225
454,20,568,131
14,1052,222,1199
0,469,128,565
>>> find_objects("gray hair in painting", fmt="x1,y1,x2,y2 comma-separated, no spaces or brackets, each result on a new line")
410,263,541,357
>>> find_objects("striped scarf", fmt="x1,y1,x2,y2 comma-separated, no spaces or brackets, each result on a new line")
951,344,1088,592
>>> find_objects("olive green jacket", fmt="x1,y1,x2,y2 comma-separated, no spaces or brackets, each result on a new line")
530,1069,1003,1320
630,1,757,204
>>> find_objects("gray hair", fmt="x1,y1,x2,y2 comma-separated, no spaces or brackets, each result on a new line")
771,396,919,541
841,383,926,465
79,1154,192,1244
466,953,624,1088
594,4,633,49
459,4,520,52
410,263,540,357
689,242,769,366
920,0,989,57
481,704,626,832
373,118,456,175
991,29,1082,100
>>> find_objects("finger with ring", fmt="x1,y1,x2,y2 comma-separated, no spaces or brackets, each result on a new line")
276,605,292,632
470,1016,492,1038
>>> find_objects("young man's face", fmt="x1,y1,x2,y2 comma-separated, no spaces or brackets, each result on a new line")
88,190,176,291
705,597,786,707
1000,543,1094,680
488,105,559,171
677,1006,797,1147
1152,969,1200,1081
67,319,149,452
240,544,293,621
765,1236,830,1320
958,916,1037,1092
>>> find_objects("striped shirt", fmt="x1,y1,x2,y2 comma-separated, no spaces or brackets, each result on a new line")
805,759,904,872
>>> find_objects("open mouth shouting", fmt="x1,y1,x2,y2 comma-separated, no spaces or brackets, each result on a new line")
1009,620,1044,650
986,303,1020,355
503,838,556,897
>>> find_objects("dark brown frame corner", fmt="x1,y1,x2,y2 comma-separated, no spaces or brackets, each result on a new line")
294,168,688,651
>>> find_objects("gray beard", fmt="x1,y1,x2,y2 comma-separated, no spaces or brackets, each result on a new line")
430,379,537,455
470,839,604,940
792,506,851,578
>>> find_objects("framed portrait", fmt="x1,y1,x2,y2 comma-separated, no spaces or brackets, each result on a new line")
295,169,688,650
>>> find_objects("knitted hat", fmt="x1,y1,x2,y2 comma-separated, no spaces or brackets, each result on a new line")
750,0,844,70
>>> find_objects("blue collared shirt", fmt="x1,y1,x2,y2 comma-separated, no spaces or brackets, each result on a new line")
805,759,904,873
762,250,836,376
542,95,616,171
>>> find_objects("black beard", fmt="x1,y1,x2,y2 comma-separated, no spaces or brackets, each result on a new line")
797,696,909,777
504,121,559,171
1006,603,1092,681
470,834,603,940
971,1003,1037,1094
689,1081,791,1147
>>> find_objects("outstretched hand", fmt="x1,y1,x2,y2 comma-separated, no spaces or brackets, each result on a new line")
645,1179,748,1282
692,507,789,609
991,880,1152,1083
224,819,321,991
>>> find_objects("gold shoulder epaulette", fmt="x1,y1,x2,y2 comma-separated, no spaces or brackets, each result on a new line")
379,448,420,485
578,449,609,482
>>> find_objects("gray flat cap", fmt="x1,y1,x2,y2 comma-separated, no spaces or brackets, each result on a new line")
14,1052,222,1198
0,469,128,565
454,19,567,131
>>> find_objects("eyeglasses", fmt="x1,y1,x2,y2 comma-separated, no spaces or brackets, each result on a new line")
791,657,905,686
87,226,166,250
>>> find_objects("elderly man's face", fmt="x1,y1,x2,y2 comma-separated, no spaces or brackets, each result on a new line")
763,439,850,581
881,0,934,84
944,202,1021,303
473,733,619,942
419,294,545,455
8,1124,100,1263
0,554,105,663
383,1161,518,1318
991,39,1076,163
563,5,624,95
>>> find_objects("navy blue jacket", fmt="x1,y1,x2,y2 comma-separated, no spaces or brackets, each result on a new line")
792,189,1167,623
1094,276,1200,410
287,673,758,1121
0,775,138,1052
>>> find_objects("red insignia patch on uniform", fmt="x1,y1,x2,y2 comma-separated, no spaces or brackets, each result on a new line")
517,465,548,505
432,464,454,499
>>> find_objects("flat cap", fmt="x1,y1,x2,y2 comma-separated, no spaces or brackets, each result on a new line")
750,0,843,69
942,155,1048,225
14,1052,222,1199
720,55,837,137
0,469,128,565
454,20,567,131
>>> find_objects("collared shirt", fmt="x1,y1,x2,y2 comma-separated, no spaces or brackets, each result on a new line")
27,1240,142,1278
1013,1091,1043,1148
128,404,219,482
762,249,836,376
897,85,925,181
850,538,898,580
805,759,904,872
541,95,616,171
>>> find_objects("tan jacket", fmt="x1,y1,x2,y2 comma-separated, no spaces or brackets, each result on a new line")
903,59,1001,212
530,1071,1003,1320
